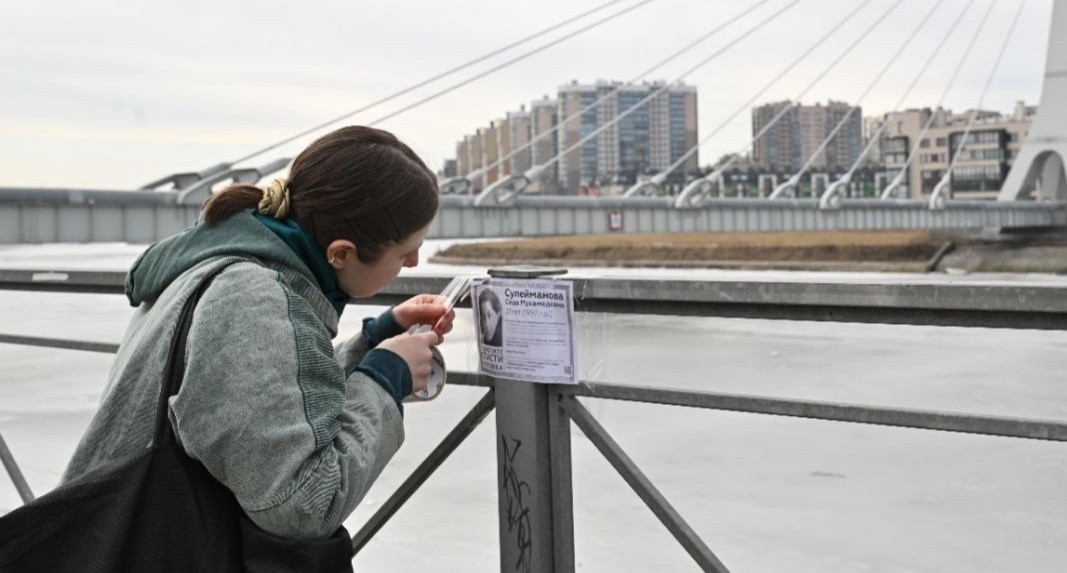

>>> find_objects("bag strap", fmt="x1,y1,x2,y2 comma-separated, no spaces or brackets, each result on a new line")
152,264,233,447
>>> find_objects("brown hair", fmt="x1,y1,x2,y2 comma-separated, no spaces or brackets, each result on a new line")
203,126,439,263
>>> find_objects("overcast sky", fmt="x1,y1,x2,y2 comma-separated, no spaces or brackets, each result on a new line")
0,0,1053,189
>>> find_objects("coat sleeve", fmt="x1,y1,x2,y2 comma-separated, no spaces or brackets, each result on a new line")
169,267,404,540
334,308,406,375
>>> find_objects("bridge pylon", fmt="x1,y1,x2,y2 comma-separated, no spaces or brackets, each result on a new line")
999,0,1067,201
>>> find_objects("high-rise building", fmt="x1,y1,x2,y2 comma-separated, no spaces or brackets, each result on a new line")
450,81,696,195
862,116,885,166
529,96,559,194
455,139,469,179
467,132,483,192
557,80,698,194
558,82,600,194
481,122,500,185
496,117,512,178
665,87,699,174
880,101,1035,198
751,100,799,172
752,100,862,172
506,107,532,176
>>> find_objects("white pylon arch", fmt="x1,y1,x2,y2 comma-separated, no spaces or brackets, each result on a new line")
999,0,1067,201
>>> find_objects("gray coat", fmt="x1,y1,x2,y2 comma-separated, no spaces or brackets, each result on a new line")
62,212,404,539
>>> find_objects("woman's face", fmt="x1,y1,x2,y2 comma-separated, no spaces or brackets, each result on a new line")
336,224,429,298
480,298,498,326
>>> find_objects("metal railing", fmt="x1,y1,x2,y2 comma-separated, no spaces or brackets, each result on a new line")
3,189,1066,244
3,269,1067,572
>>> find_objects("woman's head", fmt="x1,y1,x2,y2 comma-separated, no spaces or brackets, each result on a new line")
202,126,440,297
479,288,501,321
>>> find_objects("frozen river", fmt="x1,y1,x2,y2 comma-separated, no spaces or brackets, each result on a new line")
1,240,1065,572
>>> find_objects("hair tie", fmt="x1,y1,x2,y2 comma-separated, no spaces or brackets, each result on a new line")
258,178,291,218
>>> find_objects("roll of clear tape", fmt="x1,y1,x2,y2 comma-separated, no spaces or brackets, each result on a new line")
405,325,446,402
403,275,474,403
414,345,447,400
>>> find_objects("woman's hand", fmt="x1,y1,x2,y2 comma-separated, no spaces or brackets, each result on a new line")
377,330,439,393
392,294,455,343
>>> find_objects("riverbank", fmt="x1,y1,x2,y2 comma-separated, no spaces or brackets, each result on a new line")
431,230,1067,274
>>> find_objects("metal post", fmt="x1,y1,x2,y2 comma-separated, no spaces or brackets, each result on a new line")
0,428,34,504
547,387,574,572
494,380,573,573
490,265,574,573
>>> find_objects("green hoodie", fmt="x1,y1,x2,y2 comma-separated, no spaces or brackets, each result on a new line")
64,211,406,540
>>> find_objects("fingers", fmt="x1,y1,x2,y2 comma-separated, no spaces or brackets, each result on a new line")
407,301,449,322
411,332,436,391
399,295,455,339
416,329,441,346
410,293,446,307
377,330,438,394
410,361,432,393
432,308,456,337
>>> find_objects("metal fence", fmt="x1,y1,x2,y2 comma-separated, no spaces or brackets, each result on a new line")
2,269,1067,572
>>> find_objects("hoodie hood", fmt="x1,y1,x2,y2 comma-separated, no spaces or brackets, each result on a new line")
125,210,316,306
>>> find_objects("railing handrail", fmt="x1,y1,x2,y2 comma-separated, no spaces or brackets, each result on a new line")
0,343,1061,443
4,268,1067,329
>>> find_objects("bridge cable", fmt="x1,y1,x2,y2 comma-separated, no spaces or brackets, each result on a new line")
938,1,1026,190
365,0,656,128
830,0,976,195
658,0,889,185
534,0,810,175
881,0,998,198
226,0,632,166
466,0,779,182
770,0,948,197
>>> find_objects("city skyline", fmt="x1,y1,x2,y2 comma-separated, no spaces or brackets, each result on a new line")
1,0,1052,189
452,79,698,194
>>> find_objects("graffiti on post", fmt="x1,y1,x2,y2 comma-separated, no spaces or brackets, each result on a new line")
501,435,532,572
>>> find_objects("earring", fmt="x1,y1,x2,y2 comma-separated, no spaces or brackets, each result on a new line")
329,256,337,265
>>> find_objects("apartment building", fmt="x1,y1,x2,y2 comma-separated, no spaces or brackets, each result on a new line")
557,80,698,194
751,100,862,172
881,101,1034,198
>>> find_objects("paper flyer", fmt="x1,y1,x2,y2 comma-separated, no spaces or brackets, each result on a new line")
471,277,578,385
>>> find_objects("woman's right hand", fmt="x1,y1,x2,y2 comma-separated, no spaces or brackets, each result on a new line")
377,330,439,394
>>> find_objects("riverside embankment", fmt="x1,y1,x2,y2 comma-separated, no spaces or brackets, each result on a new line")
432,230,1067,274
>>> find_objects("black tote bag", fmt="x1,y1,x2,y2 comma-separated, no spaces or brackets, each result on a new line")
0,267,355,572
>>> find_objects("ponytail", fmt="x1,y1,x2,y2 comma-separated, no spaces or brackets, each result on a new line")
201,184,263,226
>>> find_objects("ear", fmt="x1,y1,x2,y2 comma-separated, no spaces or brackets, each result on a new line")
326,239,357,268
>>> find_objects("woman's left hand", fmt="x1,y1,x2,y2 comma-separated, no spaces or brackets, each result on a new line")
392,294,455,343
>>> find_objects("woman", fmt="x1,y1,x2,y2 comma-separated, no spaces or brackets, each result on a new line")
61,126,452,540
478,287,503,347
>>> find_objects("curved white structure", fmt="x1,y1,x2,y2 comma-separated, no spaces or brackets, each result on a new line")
999,0,1067,201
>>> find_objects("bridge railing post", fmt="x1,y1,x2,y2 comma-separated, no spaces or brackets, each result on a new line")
494,379,574,573
489,265,574,573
